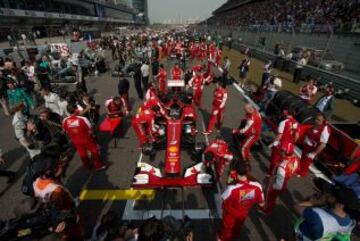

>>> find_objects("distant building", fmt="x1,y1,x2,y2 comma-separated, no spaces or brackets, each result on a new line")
131,0,149,24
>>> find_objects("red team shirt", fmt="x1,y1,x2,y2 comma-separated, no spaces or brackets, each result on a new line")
277,116,299,151
239,112,262,138
222,180,264,218
62,115,93,145
212,86,228,109
171,67,183,80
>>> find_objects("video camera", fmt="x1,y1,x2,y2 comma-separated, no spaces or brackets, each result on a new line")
0,205,76,241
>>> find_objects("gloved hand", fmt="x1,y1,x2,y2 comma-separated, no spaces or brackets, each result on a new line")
307,152,316,160
268,140,279,149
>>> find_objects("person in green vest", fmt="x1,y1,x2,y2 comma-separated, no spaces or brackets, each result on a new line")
6,79,34,114
294,178,357,241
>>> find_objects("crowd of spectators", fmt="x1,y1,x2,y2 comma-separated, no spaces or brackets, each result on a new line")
207,0,360,33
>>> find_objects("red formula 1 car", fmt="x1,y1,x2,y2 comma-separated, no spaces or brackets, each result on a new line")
265,90,360,177
132,92,213,188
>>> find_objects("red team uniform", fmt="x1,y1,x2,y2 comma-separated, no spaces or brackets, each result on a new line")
171,66,183,80
188,74,205,107
264,145,299,214
62,114,104,170
206,85,228,133
105,98,124,117
298,122,330,176
220,179,264,241
131,108,158,145
209,43,216,62
157,67,168,95
204,139,233,178
233,111,262,162
268,114,299,175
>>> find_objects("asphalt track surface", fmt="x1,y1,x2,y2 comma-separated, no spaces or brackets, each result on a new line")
0,52,358,241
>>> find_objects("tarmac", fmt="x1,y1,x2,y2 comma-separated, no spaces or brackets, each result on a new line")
0,49,359,241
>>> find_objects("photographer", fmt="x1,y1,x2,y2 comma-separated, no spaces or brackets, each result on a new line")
32,158,84,240
294,178,357,241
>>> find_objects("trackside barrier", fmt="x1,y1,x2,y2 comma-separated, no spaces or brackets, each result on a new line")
195,26,360,101
232,41,360,101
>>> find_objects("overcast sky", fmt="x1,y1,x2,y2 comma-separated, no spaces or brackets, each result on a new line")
148,0,227,24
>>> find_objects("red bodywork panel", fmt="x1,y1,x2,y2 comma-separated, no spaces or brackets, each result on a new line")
165,119,183,175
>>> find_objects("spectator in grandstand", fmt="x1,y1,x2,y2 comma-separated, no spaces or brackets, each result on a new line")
315,85,335,119
238,56,250,88
293,55,307,84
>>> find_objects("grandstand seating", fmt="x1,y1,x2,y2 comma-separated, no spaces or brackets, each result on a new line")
208,0,360,33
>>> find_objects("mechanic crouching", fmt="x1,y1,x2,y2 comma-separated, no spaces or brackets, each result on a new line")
132,105,164,147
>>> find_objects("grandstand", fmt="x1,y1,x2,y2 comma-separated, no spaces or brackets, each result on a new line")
208,0,360,33
0,0,147,43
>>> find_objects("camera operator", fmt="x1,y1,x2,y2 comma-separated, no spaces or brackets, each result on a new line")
294,178,357,241
32,159,84,240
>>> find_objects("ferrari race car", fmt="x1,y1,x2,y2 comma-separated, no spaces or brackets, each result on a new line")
132,92,213,188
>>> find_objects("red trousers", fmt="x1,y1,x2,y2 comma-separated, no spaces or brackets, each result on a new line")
193,88,203,107
240,135,258,161
207,107,225,132
268,147,282,175
264,186,284,214
219,212,246,241
159,80,167,95
73,139,103,169
298,145,314,177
